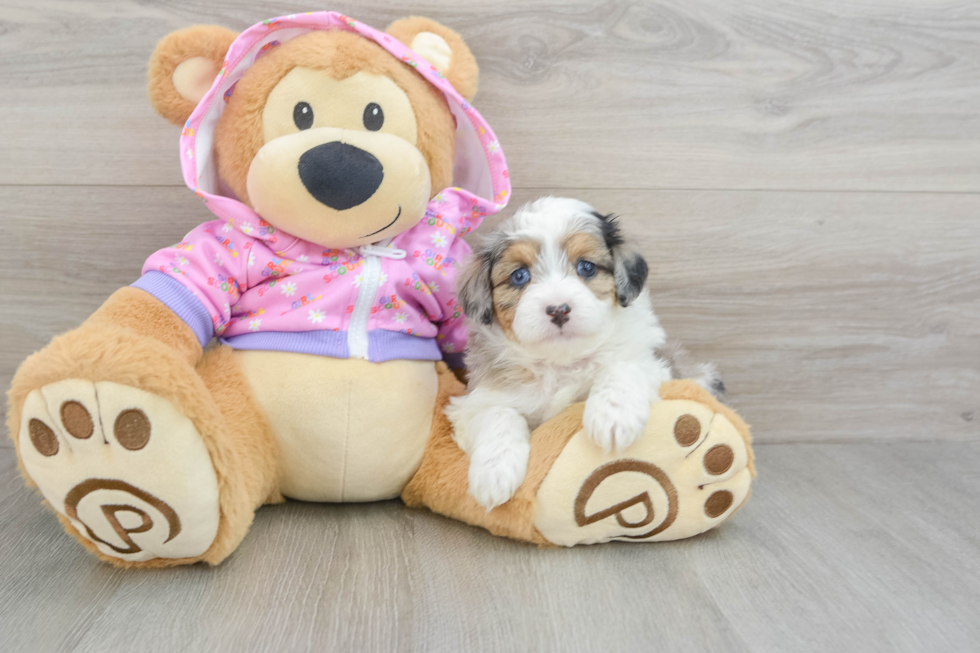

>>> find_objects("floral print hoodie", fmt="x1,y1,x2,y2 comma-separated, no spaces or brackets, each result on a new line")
133,11,510,368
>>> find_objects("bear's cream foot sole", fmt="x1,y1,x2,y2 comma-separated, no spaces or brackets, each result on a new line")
533,398,752,545
18,379,220,562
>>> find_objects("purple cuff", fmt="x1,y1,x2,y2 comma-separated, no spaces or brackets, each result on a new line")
132,271,214,347
221,330,349,358
368,330,441,363
219,329,441,363
442,351,466,370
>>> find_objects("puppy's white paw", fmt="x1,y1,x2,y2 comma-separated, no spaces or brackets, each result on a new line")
468,440,530,510
583,389,652,452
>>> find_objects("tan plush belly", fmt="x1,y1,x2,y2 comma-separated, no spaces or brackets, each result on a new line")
235,351,438,502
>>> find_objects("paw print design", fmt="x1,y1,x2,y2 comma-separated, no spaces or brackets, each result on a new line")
534,396,753,545
17,380,220,562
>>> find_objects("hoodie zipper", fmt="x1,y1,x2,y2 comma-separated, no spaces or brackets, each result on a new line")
347,239,406,360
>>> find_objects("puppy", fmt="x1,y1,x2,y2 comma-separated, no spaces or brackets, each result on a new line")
446,197,723,509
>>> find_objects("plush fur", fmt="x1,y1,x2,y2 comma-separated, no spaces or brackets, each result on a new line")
447,197,724,509
148,25,239,125
197,347,284,508
386,16,480,102
149,20,478,209
88,287,203,365
212,30,460,208
6,309,280,567
658,379,755,478
656,377,756,530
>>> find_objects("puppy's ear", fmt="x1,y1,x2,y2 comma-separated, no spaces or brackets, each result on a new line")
594,212,649,307
612,248,649,306
386,17,479,102
456,249,495,326
148,25,239,125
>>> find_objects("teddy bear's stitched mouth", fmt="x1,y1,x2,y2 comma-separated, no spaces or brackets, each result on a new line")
361,205,402,239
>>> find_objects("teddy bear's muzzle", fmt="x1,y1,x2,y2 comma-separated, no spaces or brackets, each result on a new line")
298,141,384,211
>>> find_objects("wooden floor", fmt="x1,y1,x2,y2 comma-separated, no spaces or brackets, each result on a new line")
0,1,977,651
3,442,979,652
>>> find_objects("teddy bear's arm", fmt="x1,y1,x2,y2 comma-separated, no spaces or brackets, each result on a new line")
129,219,262,352
73,219,265,369
84,286,205,365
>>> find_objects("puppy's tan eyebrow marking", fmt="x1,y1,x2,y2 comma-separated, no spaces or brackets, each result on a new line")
561,232,613,270
490,239,540,287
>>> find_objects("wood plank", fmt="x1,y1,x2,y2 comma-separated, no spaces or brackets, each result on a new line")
1,442,978,651
2,186,977,445
0,0,978,190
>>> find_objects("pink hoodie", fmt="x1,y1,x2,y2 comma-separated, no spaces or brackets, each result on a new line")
133,11,510,367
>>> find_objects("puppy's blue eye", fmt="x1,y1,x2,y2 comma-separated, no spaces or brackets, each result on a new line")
577,260,597,278
510,268,531,287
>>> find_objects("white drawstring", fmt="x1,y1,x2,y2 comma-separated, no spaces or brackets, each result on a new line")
357,243,407,260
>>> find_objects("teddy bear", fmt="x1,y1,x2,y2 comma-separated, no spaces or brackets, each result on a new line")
6,12,755,568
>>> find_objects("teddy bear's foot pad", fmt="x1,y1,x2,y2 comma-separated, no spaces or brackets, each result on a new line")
534,399,751,546
18,380,220,562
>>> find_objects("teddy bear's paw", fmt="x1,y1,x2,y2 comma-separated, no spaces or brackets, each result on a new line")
17,379,220,562
532,398,752,546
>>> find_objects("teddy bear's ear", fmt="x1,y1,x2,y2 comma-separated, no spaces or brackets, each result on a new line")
386,17,479,102
147,25,239,125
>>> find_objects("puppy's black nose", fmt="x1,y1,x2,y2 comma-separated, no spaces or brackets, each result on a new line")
298,142,384,210
546,303,571,327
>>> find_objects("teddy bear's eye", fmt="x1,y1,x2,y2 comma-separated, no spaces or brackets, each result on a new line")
363,103,384,131
293,102,314,130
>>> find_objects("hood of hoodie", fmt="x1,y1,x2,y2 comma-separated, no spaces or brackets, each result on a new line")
179,11,510,248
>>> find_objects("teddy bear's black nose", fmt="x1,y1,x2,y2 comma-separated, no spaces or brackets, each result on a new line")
297,142,384,210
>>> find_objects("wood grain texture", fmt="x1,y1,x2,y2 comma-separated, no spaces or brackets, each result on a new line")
2,186,977,445
2,443,978,652
0,0,978,190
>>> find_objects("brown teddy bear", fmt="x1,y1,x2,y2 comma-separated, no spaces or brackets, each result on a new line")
6,12,755,567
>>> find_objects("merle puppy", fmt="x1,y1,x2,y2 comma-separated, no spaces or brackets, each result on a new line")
446,197,723,509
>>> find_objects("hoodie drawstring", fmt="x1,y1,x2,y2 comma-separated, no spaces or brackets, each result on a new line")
357,244,407,260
